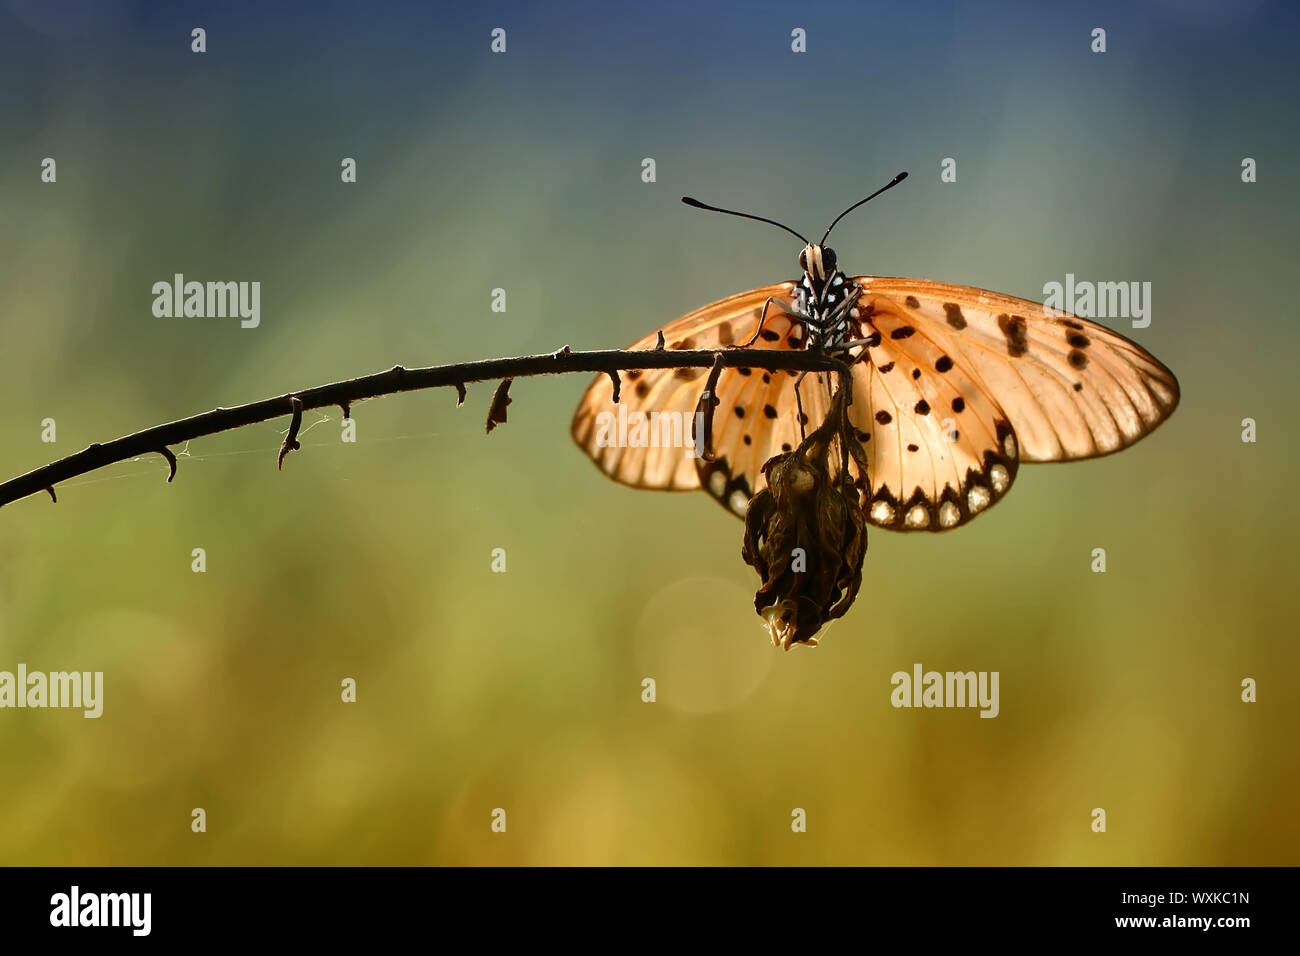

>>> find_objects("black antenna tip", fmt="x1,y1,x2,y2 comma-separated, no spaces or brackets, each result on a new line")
818,171,912,244
678,195,811,245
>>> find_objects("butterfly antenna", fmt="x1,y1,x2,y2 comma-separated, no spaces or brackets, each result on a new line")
681,196,810,246
820,171,909,245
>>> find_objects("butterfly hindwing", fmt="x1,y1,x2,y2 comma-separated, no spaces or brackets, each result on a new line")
570,282,800,495
698,367,833,517
842,295,1019,531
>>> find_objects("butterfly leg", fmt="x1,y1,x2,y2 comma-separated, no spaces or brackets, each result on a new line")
836,337,875,352
732,296,780,349
793,370,810,442
790,324,834,441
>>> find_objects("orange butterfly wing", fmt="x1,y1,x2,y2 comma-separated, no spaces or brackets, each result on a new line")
570,282,810,508
841,277,1179,531
572,275,1179,532
854,278,1180,461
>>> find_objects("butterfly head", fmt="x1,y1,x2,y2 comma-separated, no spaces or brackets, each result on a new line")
798,244,837,284
681,170,908,324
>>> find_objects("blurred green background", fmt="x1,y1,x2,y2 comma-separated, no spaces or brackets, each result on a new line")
1,0,1296,864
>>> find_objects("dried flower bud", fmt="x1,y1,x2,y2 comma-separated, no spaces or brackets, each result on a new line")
740,401,867,650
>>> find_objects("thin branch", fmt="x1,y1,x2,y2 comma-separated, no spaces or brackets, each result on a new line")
0,347,847,509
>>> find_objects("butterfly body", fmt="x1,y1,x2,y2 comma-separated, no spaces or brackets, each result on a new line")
572,180,1179,535
786,243,863,354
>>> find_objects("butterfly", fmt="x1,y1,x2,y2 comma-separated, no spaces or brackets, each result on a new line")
571,172,1179,532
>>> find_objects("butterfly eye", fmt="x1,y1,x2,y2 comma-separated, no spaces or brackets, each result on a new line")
798,249,809,272
822,247,837,273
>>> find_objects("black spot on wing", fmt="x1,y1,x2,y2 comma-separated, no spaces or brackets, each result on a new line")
997,313,1029,357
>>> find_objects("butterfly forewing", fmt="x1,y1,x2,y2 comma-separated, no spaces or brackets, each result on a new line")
856,278,1180,463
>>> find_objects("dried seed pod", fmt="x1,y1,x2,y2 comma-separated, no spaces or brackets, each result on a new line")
740,386,867,650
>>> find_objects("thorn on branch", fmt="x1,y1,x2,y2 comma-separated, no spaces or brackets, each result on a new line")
695,352,726,461
45,486,56,503
655,331,666,350
454,382,466,407
606,370,621,403
339,401,351,420
278,396,305,470
158,447,177,483
485,379,513,434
